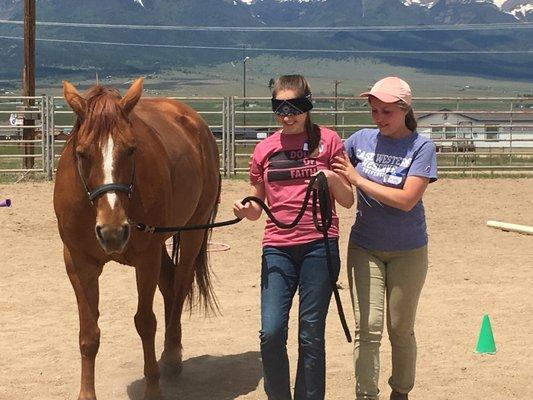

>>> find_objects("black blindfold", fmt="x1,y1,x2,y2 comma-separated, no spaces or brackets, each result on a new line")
271,96,313,116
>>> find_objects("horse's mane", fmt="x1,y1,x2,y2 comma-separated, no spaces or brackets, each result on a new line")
70,85,129,147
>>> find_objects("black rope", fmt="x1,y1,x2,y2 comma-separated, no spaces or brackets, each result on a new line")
132,172,352,342
313,175,352,343
135,216,241,233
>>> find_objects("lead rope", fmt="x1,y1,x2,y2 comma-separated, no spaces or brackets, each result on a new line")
132,172,352,342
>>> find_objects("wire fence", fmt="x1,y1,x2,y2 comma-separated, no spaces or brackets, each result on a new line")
1,95,532,179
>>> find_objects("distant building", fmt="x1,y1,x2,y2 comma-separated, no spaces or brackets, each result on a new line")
417,109,533,150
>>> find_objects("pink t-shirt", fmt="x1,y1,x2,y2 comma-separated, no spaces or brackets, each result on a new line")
250,126,344,247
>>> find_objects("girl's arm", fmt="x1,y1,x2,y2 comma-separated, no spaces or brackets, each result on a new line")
332,155,429,212
233,182,265,220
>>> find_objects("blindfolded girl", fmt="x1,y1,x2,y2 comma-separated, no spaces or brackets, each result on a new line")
233,74,353,400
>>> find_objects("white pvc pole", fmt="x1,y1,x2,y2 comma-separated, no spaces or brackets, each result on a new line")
487,220,533,235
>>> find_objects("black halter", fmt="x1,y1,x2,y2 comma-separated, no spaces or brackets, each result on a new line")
76,154,135,205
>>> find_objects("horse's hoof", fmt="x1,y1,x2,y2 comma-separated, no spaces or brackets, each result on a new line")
143,393,164,400
159,348,183,378
143,385,164,400
159,359,183,378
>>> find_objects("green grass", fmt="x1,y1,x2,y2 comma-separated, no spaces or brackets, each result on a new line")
0,143,45,171
32,55,533,99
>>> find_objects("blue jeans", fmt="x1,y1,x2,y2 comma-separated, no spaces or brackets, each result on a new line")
260,239,340,400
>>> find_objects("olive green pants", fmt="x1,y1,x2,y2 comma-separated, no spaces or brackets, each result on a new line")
347,243,428,400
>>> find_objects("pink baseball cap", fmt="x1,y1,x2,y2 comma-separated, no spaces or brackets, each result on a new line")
359,76,412,106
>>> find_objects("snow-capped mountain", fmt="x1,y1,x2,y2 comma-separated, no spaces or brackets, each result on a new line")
0,0,530,80
240,0,327,3
502,0,533,20
399,0,521,12
401,0,436,7
428,0,517,23
401,0,532,21
1,0,527,22
401,0,513,7
239,0,528,21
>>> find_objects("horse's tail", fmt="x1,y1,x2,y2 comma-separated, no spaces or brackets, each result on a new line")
174,174,221,314
192,183,220,314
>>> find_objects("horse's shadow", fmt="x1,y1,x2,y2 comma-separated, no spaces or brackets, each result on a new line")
127,351,262,400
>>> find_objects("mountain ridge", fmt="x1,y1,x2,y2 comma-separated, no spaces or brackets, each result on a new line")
0,0,531,80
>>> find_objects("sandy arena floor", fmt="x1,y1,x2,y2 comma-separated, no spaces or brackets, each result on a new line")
0,178,532,400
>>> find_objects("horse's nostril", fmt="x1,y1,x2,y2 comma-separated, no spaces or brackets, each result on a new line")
122,223,131,242
95,225,104,241
95,223,130,251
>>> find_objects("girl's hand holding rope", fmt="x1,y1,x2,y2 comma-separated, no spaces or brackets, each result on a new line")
309,166,354,209
233,182,265,221
232,200,255,220
332,153,362,187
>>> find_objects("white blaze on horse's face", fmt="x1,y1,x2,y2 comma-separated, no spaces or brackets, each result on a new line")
102,136,117,209
94,134,132,255
94,162,130,254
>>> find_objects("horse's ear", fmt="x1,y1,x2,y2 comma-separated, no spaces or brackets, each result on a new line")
120,77,144,116
63,81,86,117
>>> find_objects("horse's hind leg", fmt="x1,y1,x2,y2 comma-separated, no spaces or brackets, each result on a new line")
134,250,163,400
159,229,206,376
64,246,103,400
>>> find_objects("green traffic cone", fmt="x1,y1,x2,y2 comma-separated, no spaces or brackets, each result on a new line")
475,314,496,354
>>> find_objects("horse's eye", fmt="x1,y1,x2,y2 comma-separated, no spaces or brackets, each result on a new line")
76,146,87,159
127,146,136,156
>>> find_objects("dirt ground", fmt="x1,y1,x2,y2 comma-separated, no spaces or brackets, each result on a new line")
0,178,532,400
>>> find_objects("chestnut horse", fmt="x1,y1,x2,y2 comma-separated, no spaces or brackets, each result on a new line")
53,78,220,400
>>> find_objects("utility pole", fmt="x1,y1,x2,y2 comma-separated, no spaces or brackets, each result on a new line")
22,0,36,169
334,80,340,129
242,44,250,130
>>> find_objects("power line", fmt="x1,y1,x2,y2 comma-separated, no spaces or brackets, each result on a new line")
0,35,241,51
0,19,532,32
1,35,531,54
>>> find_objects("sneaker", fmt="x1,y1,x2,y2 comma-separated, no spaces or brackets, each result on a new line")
390,390,408,400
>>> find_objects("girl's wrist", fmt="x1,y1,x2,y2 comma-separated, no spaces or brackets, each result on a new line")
352,175,363,187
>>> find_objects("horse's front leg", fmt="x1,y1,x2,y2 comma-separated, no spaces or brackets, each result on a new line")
134,250,163,400
64,246,103,400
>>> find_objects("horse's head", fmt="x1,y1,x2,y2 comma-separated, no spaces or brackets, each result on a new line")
63,78,144,254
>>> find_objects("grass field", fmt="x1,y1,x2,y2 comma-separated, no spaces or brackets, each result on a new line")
11,55,531,99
